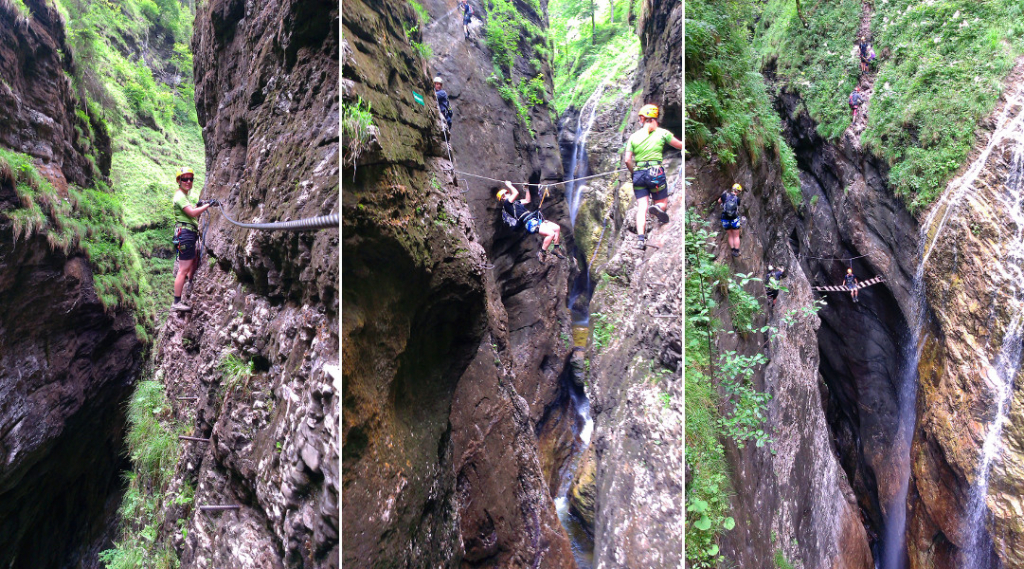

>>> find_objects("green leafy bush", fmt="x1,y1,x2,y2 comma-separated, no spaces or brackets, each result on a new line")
687,1,802,207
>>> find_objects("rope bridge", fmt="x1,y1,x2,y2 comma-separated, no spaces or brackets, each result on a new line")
812,275,885,292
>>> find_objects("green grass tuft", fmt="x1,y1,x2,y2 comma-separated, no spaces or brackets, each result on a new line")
754,0,1024,209
687,1,803,207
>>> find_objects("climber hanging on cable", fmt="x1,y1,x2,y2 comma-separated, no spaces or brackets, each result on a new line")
170,167,217,312
765,264,787,306
845,267,859,303
460,0,475,40
434,77,453,131
496,180,564,262
624,103,683,250
718,183,743,257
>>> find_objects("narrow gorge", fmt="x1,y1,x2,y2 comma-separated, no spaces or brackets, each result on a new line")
342,0,680,567
0,0,338,567
687,1,1024,568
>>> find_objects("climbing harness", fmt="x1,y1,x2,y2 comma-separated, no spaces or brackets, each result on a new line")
812,275,885,292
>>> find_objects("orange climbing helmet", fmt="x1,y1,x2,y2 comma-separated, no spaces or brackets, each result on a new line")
176,167,194,181
638,104,659,119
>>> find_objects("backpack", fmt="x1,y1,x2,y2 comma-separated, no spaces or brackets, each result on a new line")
849,92,861,106
465,3,474,17
722,193,739,219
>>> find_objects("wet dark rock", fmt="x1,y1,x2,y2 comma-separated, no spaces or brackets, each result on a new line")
0,2,140,567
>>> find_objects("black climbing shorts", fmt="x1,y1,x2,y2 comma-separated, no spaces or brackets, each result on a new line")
632,166,668,200
175,227,198,261
463,13,472,25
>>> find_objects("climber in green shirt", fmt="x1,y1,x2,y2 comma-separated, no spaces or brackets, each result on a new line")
624,103,682,250
170,167,214,312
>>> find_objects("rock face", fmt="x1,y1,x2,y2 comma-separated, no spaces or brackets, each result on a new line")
906,61,1024,569
342,1,575,567
574,2,684,566
0,0,111,188
143,1,340,567
686,52,944,565
0,1,140,567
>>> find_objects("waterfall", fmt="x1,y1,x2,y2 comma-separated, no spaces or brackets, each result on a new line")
565,81,609,227
961,144,1024,567
922,89,1024,268
555,383,595,569
880,275,925,569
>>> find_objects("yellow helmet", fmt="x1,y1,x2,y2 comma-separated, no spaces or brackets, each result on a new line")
496,189,507,201
732,183,742,192
176,167,194,181
638,104,659,119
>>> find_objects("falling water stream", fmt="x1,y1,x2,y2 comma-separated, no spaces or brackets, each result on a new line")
555,88,611,567
911,84,1024,566
961,143,1024,567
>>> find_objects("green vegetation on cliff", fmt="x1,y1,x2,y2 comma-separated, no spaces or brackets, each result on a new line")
686,1,801,206
0,148,155,338
56,0,204,310
754,0,1024,208
685,212,769,567
548,0,640,114
481,0,552,135
98,378,187,569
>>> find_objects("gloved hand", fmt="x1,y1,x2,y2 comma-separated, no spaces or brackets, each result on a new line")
209,199,221,207
196,200,208,206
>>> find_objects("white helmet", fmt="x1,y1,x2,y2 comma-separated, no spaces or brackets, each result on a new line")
768,265,774,271
433,76,443,85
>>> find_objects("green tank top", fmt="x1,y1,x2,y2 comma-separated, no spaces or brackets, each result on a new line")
173,190,197,228
627,127,674,164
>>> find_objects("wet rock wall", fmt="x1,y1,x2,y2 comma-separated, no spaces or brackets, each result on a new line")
145,0,341,566
0,0,139,567
343,0,575,566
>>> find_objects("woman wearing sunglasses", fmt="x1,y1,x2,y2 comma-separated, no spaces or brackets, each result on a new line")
170,167,212,312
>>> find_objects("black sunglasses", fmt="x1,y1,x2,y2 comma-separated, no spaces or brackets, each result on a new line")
180,177,194,182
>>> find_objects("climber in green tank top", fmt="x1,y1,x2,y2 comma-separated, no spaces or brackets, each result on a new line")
170,167,212,312
624,103,682,250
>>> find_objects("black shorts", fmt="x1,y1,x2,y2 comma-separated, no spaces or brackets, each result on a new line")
463,13,472,24
175,227,198,261
633,166,668,200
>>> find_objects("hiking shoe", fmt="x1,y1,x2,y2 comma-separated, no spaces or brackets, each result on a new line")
648,203,669,223
636,235,646,250
171,301,192,312
731,248,740,257
537,250,547,263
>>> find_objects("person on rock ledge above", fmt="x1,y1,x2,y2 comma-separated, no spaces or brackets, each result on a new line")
433,76,453,131
170,167,216,313
460,0,475,40
765,264,786,306
718,183,742,257
496,180,564,262
849,85,865,120
857,36,873,73
624,103,683,250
